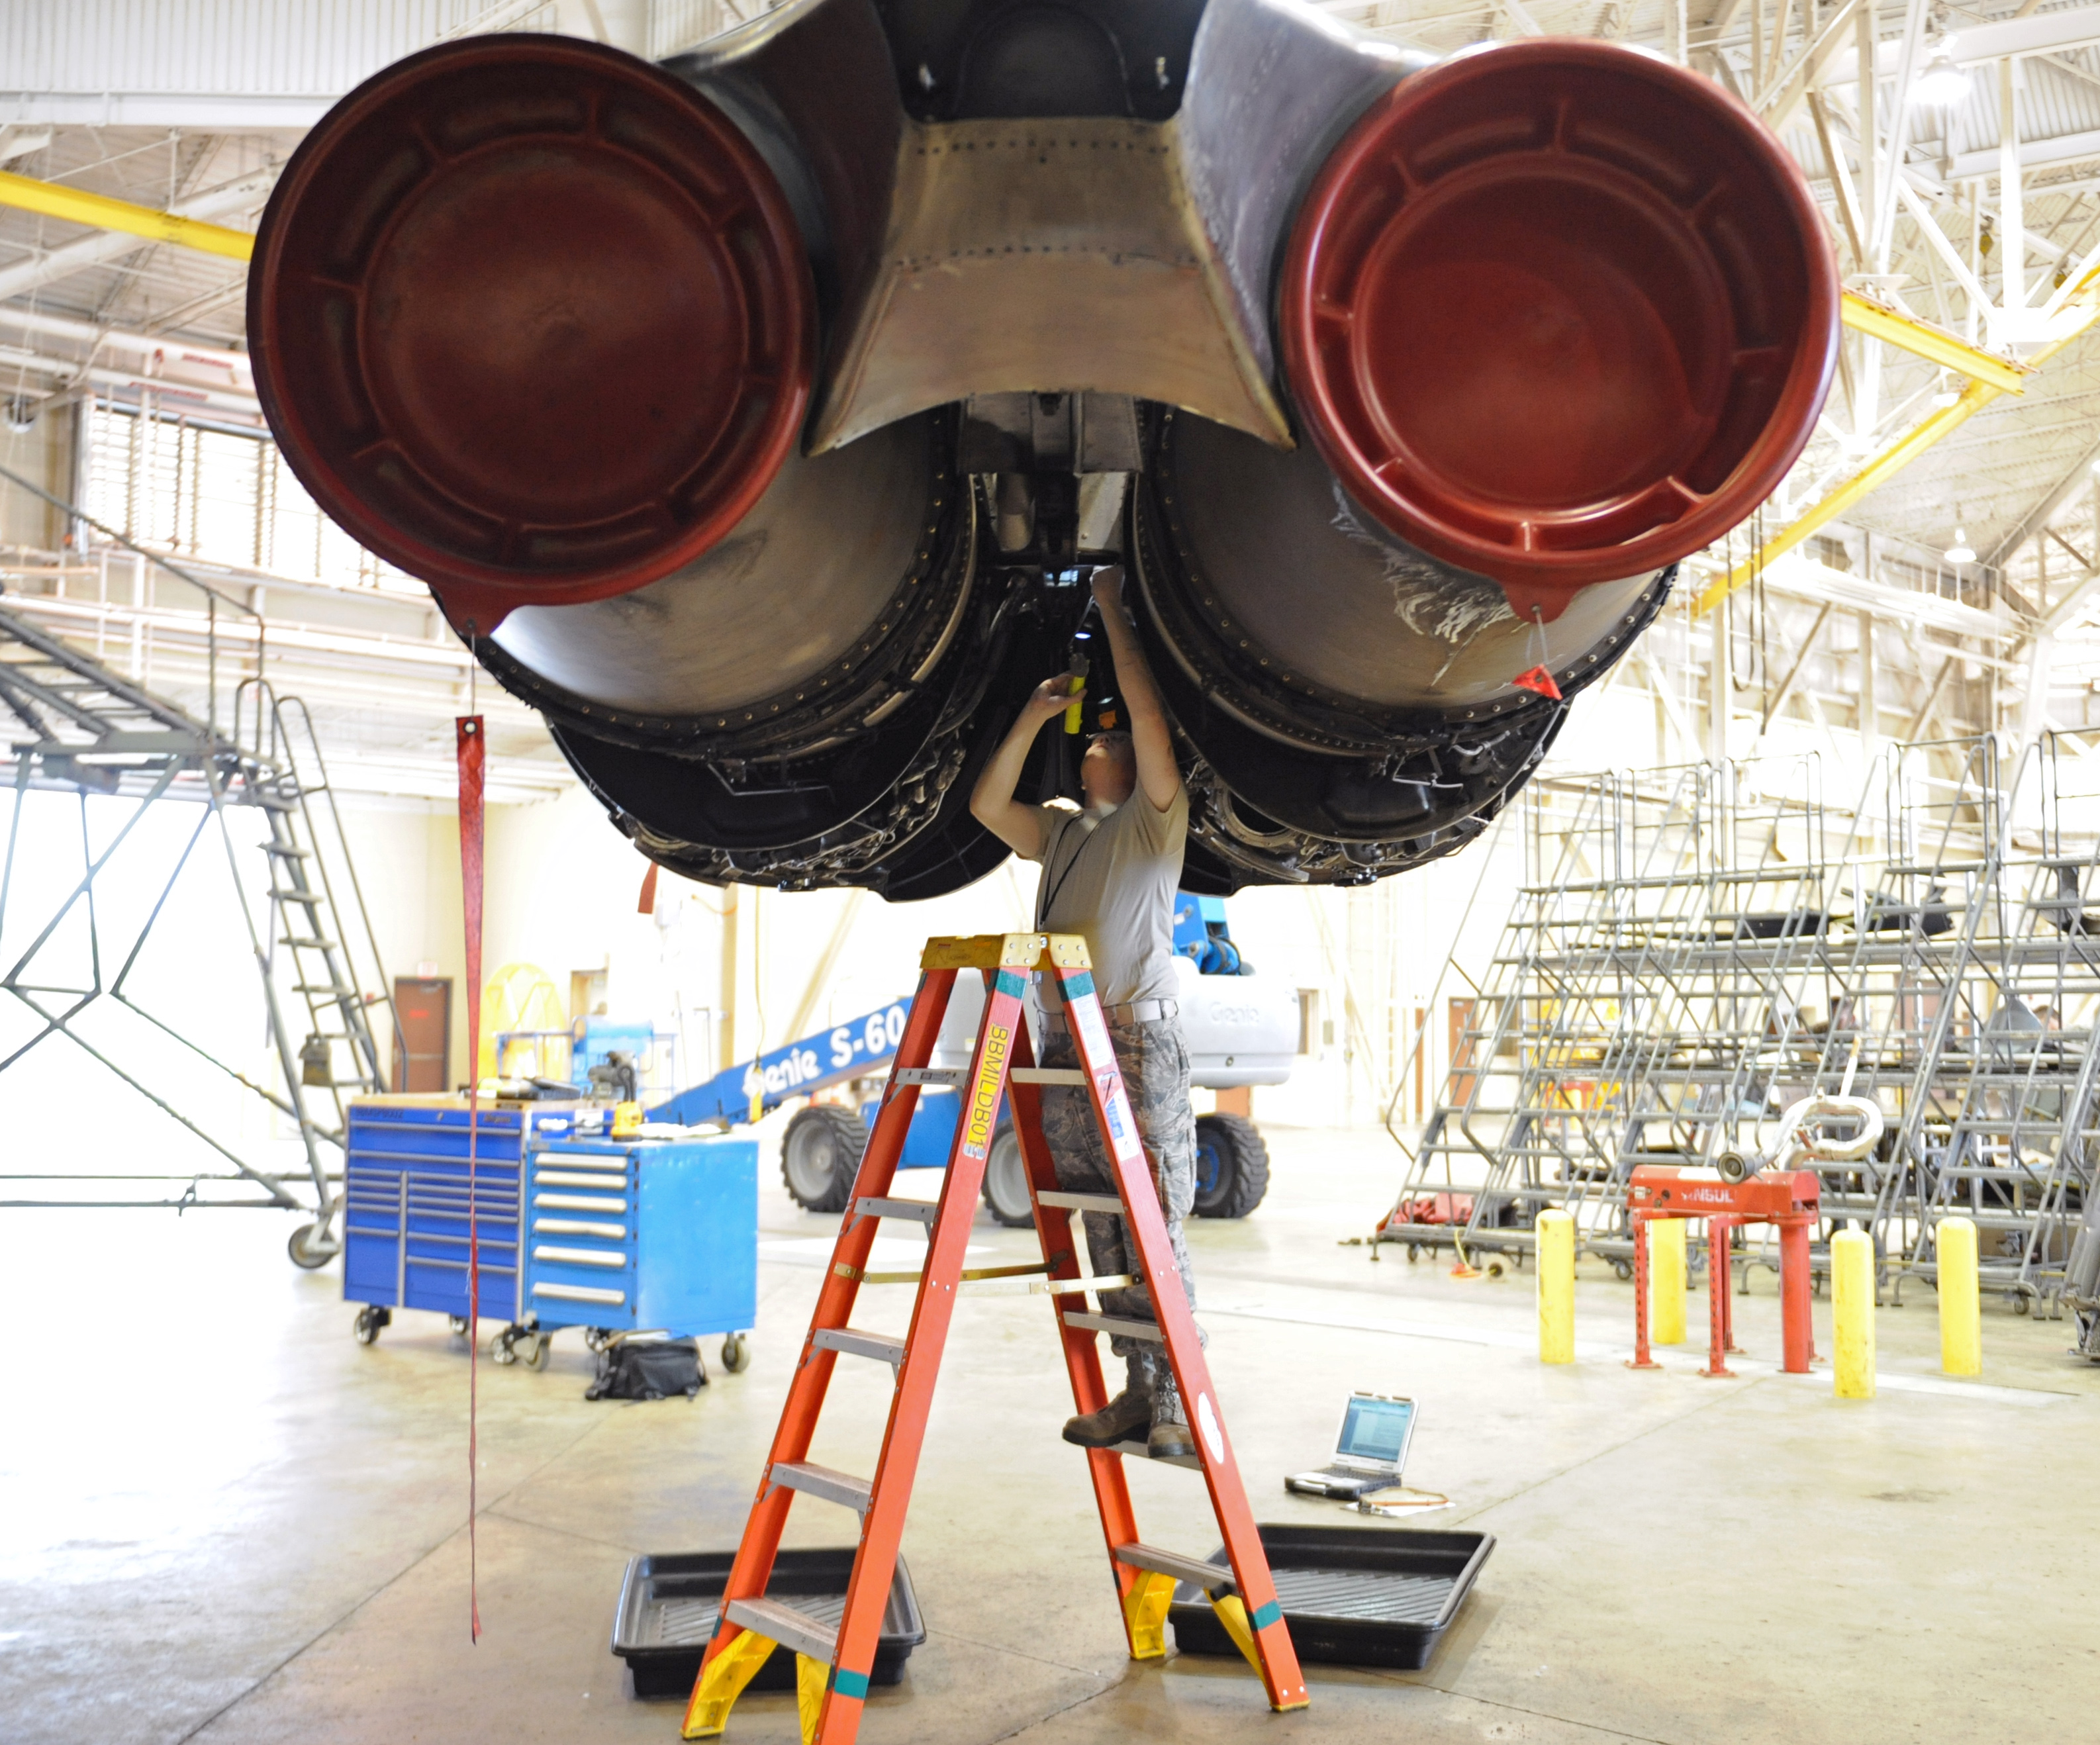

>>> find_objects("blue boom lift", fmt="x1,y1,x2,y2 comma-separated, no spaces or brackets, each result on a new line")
645,894,1295,1222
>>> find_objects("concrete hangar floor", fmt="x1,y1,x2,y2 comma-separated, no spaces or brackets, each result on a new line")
3,1124,2093,1745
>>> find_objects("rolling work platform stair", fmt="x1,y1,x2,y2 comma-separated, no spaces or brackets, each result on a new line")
684,931,1306,1743
0,603,393,1247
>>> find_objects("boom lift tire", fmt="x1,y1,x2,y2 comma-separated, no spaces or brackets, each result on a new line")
981,1122,1034,1227
1193,1113,1270,1219
781,1104,865,1213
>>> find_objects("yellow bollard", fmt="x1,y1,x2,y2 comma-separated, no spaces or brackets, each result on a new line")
1650,1217,1687,1344
1537,1209,1575,1364
1937,1215,1981,1376
1831,1228,1876,1399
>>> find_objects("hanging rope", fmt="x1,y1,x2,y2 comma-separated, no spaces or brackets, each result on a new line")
457,708,486,1642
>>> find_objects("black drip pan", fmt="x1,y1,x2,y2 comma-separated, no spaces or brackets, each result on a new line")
1170,1524,1493,1672
613,1547,926,1700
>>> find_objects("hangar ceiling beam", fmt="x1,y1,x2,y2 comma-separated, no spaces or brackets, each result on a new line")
1825,3,2100,83
1983,432,2100,568
1839,291,2031,394
0,166,272,302
1759,0,1859,132
0,168,256,261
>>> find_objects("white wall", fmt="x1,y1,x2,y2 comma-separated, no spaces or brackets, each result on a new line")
341,773,1537,1133
332,792,465,1080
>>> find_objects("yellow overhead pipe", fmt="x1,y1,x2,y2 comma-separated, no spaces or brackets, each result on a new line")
1693,379,1997,616
1838,291,2031,395
1694,270,2100,616
0,167,255,262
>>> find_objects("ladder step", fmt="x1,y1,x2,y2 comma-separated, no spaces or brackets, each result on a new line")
1114,1542,1236,1592
1010,1067,1086,1085
1033,1272,1134,1296
293,984,356,996
859,1261,1051,1286
262,843,310,857
268,888,323,902
1106,1435,1202,1471
1062,1310,1164,1344
894,1066,965,1086
723,1597,839,1664
281,937,339,950
854,1196,939,1225
812,1326,907,1368
769,1460,873,1514
1039,1191,1123,1215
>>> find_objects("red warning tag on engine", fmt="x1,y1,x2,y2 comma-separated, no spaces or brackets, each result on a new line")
1511,665,1563,700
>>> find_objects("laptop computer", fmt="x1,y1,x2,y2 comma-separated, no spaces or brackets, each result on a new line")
1284,1391,1417,1501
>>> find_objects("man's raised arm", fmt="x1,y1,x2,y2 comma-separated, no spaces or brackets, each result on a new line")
969,673,1078,859
1090,566,1180,812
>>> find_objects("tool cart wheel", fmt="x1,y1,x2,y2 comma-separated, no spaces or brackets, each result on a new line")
1192,1113,1270,1218
981,1123,1035,1228
449,1315,471,1337
353,1304,391,1345
491,1326,520,1365
523,1331,551,1370
1613,1260,1634,1281
287,1223,337,1269
781,1104,864,1213
585,1327,616,1353
720,1333,750,1373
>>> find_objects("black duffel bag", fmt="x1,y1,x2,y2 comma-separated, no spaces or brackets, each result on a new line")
585,1336,707,1401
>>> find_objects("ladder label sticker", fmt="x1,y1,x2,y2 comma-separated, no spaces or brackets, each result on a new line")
1197,1390,1225,1462
1100,1080,1143,1166
1073,994,1113,1061
961,1021,1011,1159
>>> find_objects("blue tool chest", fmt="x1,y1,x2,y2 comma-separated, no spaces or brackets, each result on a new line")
522,1134,757,1338
343,1098,757,1358
343,1097,563,1322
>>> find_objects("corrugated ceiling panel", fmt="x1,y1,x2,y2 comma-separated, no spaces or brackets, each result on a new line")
0,1,485,99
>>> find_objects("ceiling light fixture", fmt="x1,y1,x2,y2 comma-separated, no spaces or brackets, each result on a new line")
1944,528,1976,565
1914,40,1969,109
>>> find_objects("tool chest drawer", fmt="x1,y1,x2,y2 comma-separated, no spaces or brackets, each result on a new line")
522,1135,757,1338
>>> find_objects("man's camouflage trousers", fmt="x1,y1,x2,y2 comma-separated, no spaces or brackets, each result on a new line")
1039,1014,1204,1420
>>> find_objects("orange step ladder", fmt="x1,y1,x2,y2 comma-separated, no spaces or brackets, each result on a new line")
683,931,1308,1742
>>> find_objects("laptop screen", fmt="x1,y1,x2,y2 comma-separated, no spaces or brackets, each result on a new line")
1337,1395,1413,1464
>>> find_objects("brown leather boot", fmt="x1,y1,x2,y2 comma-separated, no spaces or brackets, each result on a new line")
1147,1372,1196,1459
1063,1388,1153,1448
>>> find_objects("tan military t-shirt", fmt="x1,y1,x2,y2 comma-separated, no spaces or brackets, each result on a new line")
1028,788,1189,1009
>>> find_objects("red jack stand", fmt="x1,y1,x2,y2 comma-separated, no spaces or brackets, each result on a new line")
1627,1167,1820,1376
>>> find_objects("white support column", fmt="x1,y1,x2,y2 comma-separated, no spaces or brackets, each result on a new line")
2020,634,2055,745
2001,58,2025,314
1709,598,1733,763
1854,1,1878,258
1859,611,1879,759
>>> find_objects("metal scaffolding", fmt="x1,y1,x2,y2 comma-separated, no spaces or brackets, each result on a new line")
1378,734,2100,1331
0,592,399,1264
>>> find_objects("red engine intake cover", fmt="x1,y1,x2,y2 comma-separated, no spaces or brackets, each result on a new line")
1280,40,1837,621
247,35,814,632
